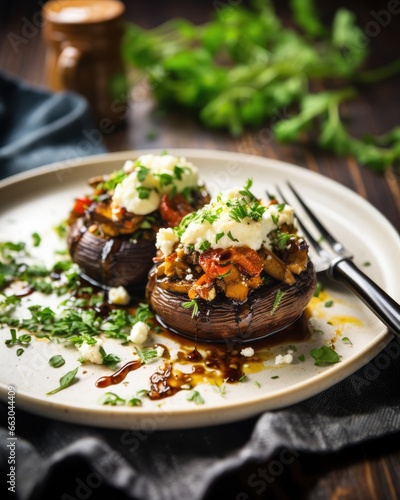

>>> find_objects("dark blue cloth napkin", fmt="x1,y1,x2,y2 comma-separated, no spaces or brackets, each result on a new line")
0,71,105,179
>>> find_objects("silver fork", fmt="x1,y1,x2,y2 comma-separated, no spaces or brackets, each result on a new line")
275,182,400,338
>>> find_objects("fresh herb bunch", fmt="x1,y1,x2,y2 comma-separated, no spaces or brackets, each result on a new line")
123,0,400,171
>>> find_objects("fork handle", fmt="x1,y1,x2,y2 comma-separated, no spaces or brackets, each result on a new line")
331,258,400,339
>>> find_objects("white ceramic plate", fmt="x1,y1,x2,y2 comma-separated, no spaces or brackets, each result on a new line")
0,149,399,430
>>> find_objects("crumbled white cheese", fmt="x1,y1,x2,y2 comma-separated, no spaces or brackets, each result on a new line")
113,174,161,215
169,348,180,361
122,160,135,173
112,154,199,215
78,338,104,365
240,347,255,357
156,227,179,256
108,286,130,305
135,154,198,192
129,321,150,344
155,345,164,358
275,352,294,364
167,186,295,255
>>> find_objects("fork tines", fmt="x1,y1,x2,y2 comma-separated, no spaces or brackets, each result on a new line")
275,182,350,263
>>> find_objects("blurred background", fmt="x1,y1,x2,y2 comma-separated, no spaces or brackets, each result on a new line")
0,0,399,229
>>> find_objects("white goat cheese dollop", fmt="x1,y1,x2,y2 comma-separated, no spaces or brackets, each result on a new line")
157,185,294,256
112,154,199,215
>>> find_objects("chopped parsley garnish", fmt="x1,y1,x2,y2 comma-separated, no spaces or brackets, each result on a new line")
99,392,143,407
227,231,238,242
186,390,205,405
157,172,174,188
239,178,257,202
0,241,25,256
5,329,31,347
215,232,225,243
199,240,211,252
313,282,322,297
53,221,67,238
135,347,160,364
273,231,295,250
181,299,199,318
49,355,65,368
324,300,334,308
310,346,340,366
180,186,195,203
271,214,279,226
298,354,305,362
2,299,153,347
217,181,266,224
342,337,353,345
174,212,198,238
46,366,79,395
99,347,121,369
140,220,152,229
101,169,127,191
136,165,150,182
136,186,151,200
173,165,186,180
200,209,220,225
135,303,154,322
127,397,143,407
228,195,266,223
0,295,21,309
32,232,41,247
271,290,285,315
99,392,126,406
228,202,248,223
212,379,227,395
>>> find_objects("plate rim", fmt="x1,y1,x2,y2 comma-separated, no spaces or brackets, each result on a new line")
0,148,398,429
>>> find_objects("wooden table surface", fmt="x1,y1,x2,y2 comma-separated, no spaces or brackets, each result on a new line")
1,1,399,499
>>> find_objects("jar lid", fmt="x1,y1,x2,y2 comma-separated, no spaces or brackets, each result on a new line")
43,0,125,25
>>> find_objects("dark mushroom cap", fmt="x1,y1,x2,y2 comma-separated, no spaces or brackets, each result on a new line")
67,218,156,289
147,260,317,344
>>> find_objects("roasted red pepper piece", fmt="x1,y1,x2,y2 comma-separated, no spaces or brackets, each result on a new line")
160,193,193,228
229,247,263,276
199,249,233,278
199,247,262,278
73,196,92,216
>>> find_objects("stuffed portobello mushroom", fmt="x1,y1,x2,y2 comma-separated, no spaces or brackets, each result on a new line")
67,154,210,290
147,180,317,343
